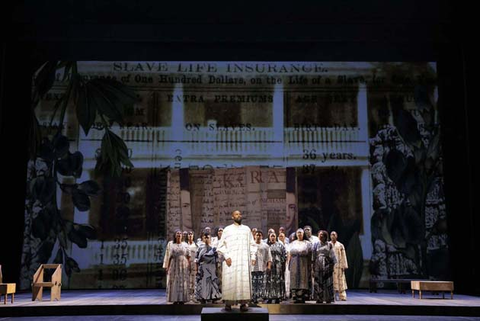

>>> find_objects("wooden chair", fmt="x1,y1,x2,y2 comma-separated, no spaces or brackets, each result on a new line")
0,264,17,304
32,264,62,301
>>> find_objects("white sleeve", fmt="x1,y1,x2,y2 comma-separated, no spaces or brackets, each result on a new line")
217,228,230,260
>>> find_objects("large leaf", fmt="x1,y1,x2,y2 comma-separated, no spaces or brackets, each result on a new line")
37,240,56,266
394,109,422,149
413,149,426,168
94,78,137,103
53,248,64,264
95,129,134,177
72,188,90,211
65,256,81,277
109,131,134,168
345,232,363,289
52,133,70,158
89,79,137,121
391,207,407,248
414,85,432,112
381,216,395,246
78,180,101,196
32,209,51,240
398,157,419,195
31,177,56,204
59,183,77,195
57,151,84,178
91,78,137,119
400,243,418,261
402,206,415,246
392,205,424,249
87,82,123,123
75,80,96,136
78,224,97,239
68,225,88,248
39,138,55,162
384,149,408,186
35,61,58,98
370,209,387,243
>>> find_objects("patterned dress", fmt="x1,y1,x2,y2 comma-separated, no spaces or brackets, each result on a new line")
186,241,198,301
251,242,272,303
163,242,190,303
281,241,291,297
288,240,312,302
266,241,287,301
312,241,337,303
195,245,222,301
211,236,224,292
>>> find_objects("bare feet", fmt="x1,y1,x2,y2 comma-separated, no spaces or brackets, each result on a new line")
240,304,248,312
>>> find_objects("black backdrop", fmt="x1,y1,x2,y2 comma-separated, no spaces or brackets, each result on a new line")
1,1,477,295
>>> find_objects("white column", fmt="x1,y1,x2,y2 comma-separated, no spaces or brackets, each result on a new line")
357,83,368,141
359,166,373,260
171,83,185,154
357,84,373,259
272,83,284,166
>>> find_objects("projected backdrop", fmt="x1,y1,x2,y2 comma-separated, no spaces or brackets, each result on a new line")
21,61,447,290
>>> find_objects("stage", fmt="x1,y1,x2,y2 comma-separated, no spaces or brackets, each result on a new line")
1,289,479,318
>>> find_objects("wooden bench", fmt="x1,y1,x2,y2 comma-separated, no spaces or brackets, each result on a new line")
32,264,62,301
0,264,16,304
411,280,454,299
369,278,426,294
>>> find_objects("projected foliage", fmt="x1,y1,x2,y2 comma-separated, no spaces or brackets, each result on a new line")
22,62,138,288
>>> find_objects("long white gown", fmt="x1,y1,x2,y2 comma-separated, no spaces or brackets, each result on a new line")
216,223,257,301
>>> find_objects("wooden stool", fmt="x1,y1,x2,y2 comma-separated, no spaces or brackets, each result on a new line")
0,283,16,304
32,264,62,301
411,280,454,299
0,264,16,304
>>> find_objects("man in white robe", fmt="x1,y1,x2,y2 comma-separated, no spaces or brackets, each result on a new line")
330,231,348,301
217,210,257,311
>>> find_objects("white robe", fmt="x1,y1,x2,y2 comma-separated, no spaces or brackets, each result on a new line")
217,223,257,301
331,241,348,293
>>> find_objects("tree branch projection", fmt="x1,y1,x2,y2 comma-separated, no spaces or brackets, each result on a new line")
369,63,445,281
22,62,138,289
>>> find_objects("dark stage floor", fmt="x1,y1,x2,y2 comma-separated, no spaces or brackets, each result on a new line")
1,289,479,319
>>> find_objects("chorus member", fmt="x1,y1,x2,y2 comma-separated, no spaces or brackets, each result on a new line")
186,231,198,302
312,230,337,303
211,226,224,291
278,232,291,297
195,232,221,303
330,231,348,301
197,227,211,245
266,232,287,303
304,225,319,244
163,230,190,304
279,227,290,244
251,230,272,304
287,228,312,303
